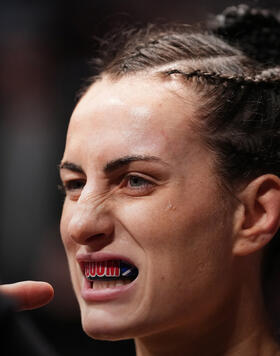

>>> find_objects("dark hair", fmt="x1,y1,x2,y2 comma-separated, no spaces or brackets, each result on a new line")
91,4,280,182
89,3,280,328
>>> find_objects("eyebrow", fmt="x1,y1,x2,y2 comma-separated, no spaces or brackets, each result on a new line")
59,162,84,173
59,155,167,175
104,155,166,173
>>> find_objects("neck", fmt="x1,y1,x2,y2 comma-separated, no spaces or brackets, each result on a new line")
134,270,280,356
135,326,280,356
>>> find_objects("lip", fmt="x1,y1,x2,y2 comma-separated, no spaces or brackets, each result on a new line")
76,251,137,266
76,251,139,302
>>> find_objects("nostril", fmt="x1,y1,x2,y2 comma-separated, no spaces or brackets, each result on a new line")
70,232,105,242
91,233,105,238
84,233,114,250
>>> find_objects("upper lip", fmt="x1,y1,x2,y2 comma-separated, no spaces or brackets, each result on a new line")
76,251,137,274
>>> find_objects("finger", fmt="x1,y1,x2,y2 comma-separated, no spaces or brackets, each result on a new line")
0,281,54,311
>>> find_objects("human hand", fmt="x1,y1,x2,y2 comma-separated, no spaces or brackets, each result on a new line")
0,281,54,311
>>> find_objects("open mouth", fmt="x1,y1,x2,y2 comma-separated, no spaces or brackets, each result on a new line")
84,260,138,289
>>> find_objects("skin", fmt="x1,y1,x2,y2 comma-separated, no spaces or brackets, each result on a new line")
58,73,280,356
0,281,53,311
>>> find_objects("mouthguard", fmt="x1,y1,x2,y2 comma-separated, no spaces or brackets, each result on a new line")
85,260,138,280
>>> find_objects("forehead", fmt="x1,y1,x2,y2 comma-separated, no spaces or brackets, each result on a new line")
64,74,201,165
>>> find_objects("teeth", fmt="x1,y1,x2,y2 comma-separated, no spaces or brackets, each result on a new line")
91,279,130,289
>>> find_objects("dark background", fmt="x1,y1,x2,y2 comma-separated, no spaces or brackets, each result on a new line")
1,0,279,355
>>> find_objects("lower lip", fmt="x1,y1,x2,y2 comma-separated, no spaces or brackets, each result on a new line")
81,278,137,302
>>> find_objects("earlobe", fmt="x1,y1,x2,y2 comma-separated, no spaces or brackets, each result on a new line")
232,174,280,256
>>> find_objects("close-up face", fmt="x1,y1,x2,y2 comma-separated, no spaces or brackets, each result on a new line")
60,73,238,340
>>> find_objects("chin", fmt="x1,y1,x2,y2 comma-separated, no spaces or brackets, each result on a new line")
80,306,139,341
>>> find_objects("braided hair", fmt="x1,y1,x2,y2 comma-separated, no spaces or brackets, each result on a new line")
89,3,280,327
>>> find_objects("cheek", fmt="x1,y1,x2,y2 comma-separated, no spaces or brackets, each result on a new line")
116,189,229,250
115,187,234,288
113,189,235,328
60,203,82,293
60,202,75,253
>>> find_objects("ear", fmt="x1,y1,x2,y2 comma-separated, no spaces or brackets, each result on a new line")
232,174,280,256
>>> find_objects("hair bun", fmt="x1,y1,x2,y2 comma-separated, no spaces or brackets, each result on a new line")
209,4,280,67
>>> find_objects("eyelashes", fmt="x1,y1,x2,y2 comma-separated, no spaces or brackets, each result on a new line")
124,175,153,188
64,179,86,192
121,174,155,196
59,174,155,198
58,179,86,199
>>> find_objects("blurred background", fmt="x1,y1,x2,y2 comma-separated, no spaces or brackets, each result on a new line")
1,0,279,355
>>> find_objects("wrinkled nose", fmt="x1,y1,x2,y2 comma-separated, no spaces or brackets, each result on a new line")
67,195,114,249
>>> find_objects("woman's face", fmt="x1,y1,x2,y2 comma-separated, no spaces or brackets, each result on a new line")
60,74,236,340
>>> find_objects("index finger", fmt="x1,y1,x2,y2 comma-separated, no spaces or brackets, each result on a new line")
0,281,54,311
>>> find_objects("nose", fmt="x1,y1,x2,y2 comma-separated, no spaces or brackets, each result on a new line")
67,193,114,249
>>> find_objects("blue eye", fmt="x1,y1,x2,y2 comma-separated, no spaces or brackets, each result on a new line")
127,175,150,188
123,174,155,196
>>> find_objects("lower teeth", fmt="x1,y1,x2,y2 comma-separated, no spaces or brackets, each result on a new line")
91,279,131,289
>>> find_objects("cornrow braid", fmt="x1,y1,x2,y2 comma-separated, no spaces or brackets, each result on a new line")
255,67,280,82
166,68,280,86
